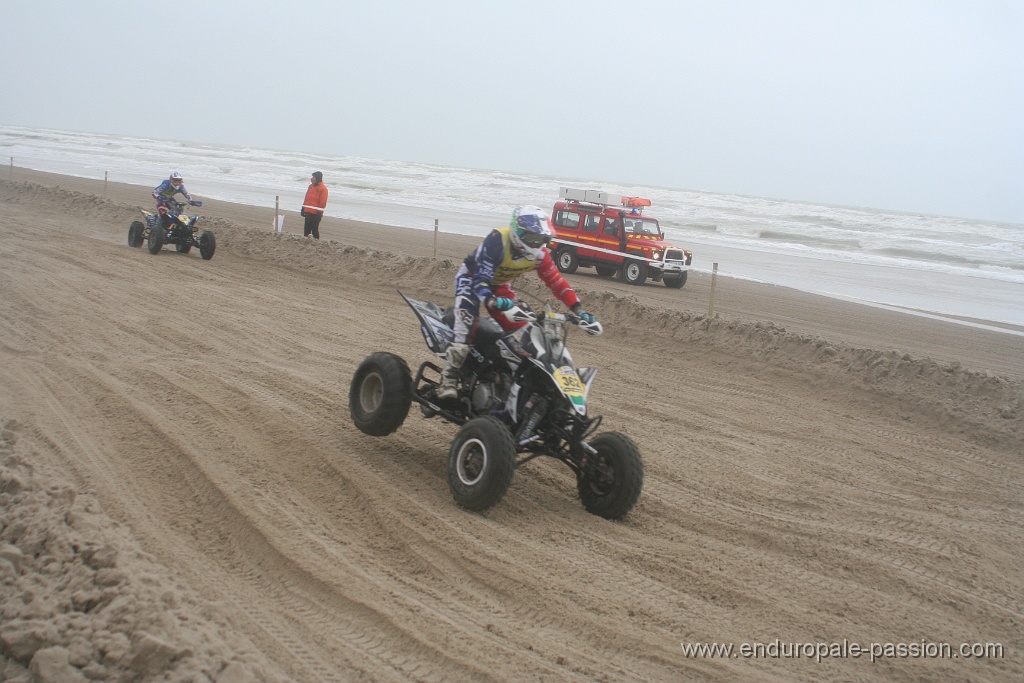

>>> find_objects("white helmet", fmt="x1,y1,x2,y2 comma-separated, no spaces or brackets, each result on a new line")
169,171,183,187
509,205,554,261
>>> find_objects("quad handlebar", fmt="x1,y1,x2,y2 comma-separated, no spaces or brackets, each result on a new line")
500,303,603,336
164,199,203,212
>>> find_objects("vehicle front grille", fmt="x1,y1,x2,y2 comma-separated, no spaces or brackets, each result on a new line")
664,249,685,263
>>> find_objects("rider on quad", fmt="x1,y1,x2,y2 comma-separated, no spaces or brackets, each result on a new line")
152,171,200,232
438,205,600,400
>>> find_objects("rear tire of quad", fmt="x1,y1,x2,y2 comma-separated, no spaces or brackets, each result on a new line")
448,416,516,512
664,271,688,289
555,248,579,274
577,432,644,520
147,225,164,254
199,231,216,260
595,265,617,277
176,242,192,254
128,221,145,248
349,352,412,436
621,259,648,285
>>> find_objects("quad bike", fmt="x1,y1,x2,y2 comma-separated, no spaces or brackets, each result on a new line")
128,200,215,260
349,292,644,519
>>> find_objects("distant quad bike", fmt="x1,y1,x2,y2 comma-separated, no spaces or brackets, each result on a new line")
349,292,644,519
128,199,215,260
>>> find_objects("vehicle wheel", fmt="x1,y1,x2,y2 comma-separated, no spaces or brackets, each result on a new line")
147,225,164,254
555,248,579,274
448,416,516,512
621,259,648,285
176,242,192,254
595,265,617,277
349,352,412,436
199,231,216,260
578,432,644,520
128,221,145,248
664,271,688,288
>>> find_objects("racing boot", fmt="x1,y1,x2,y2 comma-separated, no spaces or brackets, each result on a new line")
437,342,469,400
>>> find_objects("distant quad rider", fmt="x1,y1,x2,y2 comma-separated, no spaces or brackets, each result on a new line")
152,171,200,232
438,205,600,400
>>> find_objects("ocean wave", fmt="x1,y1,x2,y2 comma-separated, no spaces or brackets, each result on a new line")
339,183,402,194
758,230,861,251
679,223,718,233
868,246,1016,270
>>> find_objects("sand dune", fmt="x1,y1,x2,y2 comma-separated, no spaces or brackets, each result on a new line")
0,177,1021,682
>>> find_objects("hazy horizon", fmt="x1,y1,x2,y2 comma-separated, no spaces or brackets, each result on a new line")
2,1,1021,224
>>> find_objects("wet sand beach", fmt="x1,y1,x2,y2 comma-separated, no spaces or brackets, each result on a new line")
0,173,1021,682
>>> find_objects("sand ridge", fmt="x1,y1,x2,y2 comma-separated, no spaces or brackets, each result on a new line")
0,178,1021,681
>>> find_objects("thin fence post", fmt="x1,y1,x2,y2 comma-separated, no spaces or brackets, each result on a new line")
8,157,12,181
433,218,439,259
104,171,108,194
708,262,719,317
274,195,280,233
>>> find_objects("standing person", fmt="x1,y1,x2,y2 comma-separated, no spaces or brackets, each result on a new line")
152,171,200,232
300,171,328,239
437,205,600,400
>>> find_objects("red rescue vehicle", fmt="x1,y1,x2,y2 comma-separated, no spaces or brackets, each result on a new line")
550,188,693,287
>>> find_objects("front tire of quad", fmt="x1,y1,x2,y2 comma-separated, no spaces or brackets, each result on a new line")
349,352,412,436
199,231,216,260
128,221,145,248
578,432,644,520
555,247,579,274
448,416,516,512
664,271,688,289
147,225,164,254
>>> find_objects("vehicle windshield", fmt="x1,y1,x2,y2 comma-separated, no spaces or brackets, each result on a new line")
623,218,662,237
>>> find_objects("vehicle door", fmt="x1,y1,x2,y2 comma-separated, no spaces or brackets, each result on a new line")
574,210,606,261
596,213,626,265
553,207,582,250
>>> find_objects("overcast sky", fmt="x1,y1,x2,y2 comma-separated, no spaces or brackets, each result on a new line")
2,0,1021,223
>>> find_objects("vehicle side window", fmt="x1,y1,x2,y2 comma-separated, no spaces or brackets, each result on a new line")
554,210,580,229
582,214,600,233
603,218,618,236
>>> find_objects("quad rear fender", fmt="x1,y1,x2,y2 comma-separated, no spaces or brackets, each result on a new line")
399,290,453,354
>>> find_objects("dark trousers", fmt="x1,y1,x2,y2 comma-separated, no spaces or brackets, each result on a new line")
303,212,323,239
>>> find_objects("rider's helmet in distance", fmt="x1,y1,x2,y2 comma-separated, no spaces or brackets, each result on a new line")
169,171,183,187
509,205,553,260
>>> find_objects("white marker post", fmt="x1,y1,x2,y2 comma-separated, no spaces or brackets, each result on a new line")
434,218,439,259
274,195,280,233
708,262,719,317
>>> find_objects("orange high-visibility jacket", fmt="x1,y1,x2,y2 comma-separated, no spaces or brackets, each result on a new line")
302,182,328,214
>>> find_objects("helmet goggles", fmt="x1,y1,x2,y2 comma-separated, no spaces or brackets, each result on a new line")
515,214,552,248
